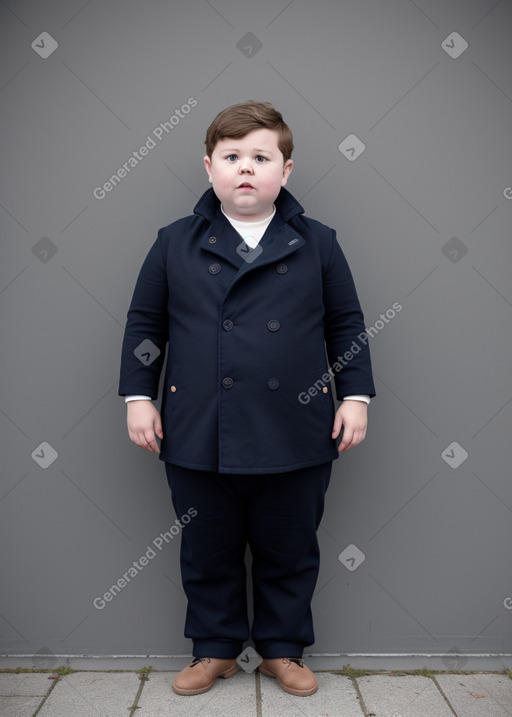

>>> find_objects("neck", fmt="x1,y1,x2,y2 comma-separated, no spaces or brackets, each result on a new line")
221,205,275,224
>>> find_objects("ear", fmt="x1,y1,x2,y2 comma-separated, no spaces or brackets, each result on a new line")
203,155,213,183
281,159,293,187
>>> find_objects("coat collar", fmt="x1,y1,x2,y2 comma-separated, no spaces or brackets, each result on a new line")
193,186,305,223
196,188,307,272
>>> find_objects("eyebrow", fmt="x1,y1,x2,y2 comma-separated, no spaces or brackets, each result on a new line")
221,147,273,154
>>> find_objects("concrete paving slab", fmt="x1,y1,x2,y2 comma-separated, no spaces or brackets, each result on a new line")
259,672,365,717
0,695,44,717
0,673,52,717
436,673,512,717
356,675,453,717
36,672,140,717
137,670,257,716
0,673,53,696
0,669,508,717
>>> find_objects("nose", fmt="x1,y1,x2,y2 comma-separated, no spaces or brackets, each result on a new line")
239,157,254,173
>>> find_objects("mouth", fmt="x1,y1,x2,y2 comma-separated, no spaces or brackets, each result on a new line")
237,182,254,190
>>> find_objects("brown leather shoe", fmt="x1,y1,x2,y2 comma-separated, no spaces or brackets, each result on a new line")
259,657,318,696
172,657,238,695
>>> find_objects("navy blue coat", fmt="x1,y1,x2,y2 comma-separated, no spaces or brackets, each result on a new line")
119,187,375,474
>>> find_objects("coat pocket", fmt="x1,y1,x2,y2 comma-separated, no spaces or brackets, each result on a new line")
162,360,183,419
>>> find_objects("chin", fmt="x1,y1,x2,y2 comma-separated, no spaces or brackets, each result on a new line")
233,202,257,213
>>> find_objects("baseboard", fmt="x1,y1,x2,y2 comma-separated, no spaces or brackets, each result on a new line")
1,653,511,671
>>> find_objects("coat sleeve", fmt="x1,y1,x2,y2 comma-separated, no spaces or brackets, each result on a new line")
322,231,376,400
118,230,169,399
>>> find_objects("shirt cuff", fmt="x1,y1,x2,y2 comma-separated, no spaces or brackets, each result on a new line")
342,394,371,405
124,395,152,403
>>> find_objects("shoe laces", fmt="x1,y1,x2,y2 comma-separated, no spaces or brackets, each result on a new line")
189,657,211,668
284,657,305,668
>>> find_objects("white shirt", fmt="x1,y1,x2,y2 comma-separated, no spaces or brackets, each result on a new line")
222,204,275,247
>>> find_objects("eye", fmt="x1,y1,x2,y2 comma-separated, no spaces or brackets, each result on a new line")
226,154,238,162
255,155,268,163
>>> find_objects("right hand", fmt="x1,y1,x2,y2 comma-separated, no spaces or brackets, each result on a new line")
126,400,163,453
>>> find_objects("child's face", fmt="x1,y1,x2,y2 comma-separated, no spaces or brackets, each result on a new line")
203,128,293,222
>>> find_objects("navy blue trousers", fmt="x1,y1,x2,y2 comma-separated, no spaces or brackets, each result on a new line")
165,461,332,659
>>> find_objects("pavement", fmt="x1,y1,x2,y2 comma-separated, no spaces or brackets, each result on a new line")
1,667,511,717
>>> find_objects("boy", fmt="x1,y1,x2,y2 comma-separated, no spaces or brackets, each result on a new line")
119,101,375,697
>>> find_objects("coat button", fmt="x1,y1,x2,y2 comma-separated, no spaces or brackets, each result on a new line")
267,378,280,390
276,263,288,274
170,385,177,392
208,236,217,244
222,377,234,389
223,319,234,331
267,319,280,332
209,262,221,274
322,386,329,393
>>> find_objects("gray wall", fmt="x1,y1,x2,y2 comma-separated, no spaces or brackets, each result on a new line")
1,0,511,670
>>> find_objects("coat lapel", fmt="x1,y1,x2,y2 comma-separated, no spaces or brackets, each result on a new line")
199,215,246,269
197,187,307,275
233,222,305,281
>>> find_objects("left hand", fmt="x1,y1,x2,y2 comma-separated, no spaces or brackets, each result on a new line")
332,400,368,452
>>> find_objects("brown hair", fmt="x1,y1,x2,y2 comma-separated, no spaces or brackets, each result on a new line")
205,101,293,161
